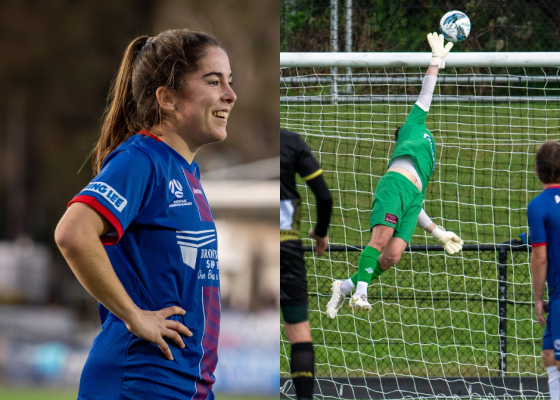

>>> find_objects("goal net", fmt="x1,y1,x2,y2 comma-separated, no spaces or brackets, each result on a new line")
280,52,560,399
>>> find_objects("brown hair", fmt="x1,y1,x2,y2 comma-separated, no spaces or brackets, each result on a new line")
91,29,223,174
536,140,560,184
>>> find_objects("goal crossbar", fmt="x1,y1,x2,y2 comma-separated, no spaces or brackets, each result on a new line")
280,52,560,68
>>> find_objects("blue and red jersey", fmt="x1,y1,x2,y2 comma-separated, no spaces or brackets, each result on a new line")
527,186,560,295
70,131,220,400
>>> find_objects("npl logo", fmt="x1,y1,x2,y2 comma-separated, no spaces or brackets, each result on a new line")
169,180,183,198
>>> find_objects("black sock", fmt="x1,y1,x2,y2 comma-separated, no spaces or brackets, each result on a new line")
290,342,315,400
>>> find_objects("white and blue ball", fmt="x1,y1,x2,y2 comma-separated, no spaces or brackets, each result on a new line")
439,11,471,43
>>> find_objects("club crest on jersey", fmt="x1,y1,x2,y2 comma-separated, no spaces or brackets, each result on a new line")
84,182,127,212
555,339,560,351
169,179,183,198
183,168,213,222
555,195,560,204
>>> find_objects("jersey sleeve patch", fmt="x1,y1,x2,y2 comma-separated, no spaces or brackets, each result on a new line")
68,195,124,245
82,182,127,211
68,148,154,244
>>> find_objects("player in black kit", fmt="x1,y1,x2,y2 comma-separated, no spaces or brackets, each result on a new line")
281,128,332,400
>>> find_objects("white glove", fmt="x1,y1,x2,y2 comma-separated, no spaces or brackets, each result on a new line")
427,32,453,69
432,225,463,254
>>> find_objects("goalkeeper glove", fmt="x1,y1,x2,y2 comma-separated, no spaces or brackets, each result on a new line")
432,225,463,254
427,32,453,69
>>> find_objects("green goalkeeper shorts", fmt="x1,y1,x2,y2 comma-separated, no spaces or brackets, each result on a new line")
369,171,425,243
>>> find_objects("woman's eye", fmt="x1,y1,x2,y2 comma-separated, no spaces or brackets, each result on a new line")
209,81,218,85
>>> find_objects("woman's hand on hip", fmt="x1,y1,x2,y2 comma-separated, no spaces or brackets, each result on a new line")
125,306,193,360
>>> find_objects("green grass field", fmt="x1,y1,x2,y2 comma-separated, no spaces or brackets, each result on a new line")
0,388,278,400
280,96,560,384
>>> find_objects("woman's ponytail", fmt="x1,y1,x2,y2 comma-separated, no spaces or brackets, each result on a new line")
91,36,148,174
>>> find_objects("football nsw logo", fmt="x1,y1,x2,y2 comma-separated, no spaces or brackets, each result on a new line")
169,179,192,208
169,180,183,198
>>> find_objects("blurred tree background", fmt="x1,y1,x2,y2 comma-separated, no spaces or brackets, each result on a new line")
0,0,279,306
281,0,560,52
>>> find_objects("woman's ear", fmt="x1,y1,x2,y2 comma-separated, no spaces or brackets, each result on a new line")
156,87,176,112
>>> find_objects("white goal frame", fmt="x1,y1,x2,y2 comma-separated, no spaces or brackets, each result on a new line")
280,52,560,400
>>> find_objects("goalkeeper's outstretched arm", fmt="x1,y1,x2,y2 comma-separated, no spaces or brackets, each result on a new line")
417,209,463,254
416,33,453,112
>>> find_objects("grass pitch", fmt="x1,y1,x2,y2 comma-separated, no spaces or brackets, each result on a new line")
0,388,278,400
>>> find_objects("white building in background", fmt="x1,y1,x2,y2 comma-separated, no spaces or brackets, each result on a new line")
201,156,279,311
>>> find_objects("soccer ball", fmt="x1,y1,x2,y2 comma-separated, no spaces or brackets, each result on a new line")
439,11,471,43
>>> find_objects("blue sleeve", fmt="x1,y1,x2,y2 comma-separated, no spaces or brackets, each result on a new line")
527,195,547,247
68,148,154,245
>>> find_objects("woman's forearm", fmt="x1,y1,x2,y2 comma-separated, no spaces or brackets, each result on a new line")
55,205,140,324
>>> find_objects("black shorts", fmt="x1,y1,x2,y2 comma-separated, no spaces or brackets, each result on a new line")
280,240,308,306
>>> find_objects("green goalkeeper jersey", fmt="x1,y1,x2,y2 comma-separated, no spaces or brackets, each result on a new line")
389,104,436,194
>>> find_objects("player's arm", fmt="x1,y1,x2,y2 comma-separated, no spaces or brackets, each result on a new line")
527,198,548,327
417,208,463,254
415,33,453,112
305,172,333,256
295,134,333,256
531,245,548,328
55,203,192,360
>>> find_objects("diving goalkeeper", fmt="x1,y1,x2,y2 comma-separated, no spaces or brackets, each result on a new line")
327,33,464,317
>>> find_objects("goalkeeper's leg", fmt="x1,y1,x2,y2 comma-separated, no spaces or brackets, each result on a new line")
328,225,391,317
378,236,408,270
342,225,393,311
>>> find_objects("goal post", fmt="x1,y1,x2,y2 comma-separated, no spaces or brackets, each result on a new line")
280,52,560,399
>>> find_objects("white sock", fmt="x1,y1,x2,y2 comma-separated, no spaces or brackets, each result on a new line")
340,279,355,295
548,365,560,400
354,281,368,297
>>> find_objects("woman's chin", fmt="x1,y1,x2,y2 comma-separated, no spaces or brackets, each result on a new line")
209,129,228,144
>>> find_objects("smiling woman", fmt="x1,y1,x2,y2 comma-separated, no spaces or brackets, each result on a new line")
54,29,235,400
